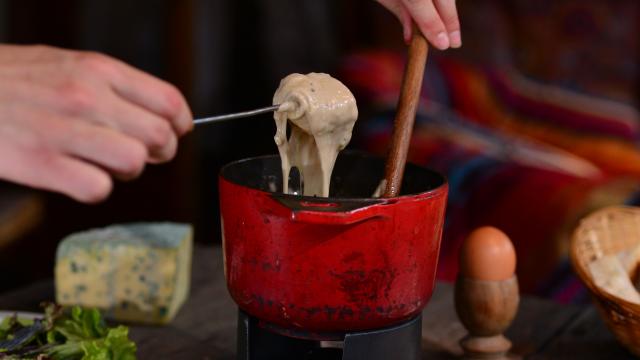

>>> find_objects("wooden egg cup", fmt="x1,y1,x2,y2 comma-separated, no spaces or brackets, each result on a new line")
455,276,520,360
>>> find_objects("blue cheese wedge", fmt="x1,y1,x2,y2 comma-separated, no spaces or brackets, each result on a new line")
55,223,192,325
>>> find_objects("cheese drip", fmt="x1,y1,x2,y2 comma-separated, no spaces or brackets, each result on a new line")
273,73,358,197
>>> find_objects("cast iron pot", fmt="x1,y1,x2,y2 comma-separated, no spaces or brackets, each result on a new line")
219,152,447,335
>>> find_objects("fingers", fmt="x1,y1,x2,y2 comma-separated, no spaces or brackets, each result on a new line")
42,61,180,163
101,93,178,164
434,0,461,48
14,53,187,163
79,53,193,136
7,69,179,165
0,141,113,203
51,119,149,180
111,69,194,137
381,0,462,50
402,0,449,49
35,156,113,204
0,45,194,204
14,113,150,181
376,0,413,42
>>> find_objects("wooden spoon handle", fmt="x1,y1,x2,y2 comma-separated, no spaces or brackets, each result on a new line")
383,28,429,198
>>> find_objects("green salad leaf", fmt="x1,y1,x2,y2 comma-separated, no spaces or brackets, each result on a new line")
0,304,136,360
47,307,107,343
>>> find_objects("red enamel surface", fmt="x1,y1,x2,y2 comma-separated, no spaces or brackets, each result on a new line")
219,176,447,333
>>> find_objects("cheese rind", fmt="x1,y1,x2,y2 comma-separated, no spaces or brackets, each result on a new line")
55,223,192,325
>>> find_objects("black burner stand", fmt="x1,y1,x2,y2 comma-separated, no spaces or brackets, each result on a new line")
236,310,422,360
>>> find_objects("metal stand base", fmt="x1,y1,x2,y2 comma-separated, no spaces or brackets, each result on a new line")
236,310,422,360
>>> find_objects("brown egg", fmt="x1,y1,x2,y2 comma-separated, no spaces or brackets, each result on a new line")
459,226,516,281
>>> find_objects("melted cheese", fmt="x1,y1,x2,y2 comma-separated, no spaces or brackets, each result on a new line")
273,73,358,197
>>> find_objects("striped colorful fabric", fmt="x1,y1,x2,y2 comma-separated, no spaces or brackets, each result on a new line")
340,51,640,303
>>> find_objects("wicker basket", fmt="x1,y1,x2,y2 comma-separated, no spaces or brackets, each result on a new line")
571,205,640,357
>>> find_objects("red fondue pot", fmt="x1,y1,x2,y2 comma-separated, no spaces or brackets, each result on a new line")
219,152,447,335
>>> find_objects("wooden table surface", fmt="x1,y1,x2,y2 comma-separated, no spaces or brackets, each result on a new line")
0,245,634,359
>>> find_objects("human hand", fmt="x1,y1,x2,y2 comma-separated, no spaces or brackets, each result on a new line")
377,0,461,49
0,45,193,203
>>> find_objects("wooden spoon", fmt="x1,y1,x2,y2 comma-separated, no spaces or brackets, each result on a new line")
382,27,429,198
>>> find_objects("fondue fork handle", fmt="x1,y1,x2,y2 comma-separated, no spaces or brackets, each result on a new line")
383,25,428,198
193,104,282,126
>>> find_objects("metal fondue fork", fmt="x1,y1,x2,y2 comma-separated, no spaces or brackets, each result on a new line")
193,104,283,126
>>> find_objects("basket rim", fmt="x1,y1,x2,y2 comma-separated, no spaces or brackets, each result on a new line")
570,205,640,312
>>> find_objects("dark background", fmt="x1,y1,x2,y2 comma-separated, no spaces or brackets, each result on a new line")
0,0,638,294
